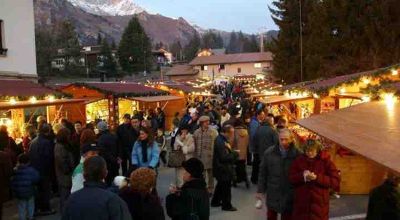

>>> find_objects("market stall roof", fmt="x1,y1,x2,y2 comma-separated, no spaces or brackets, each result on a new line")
165,65,199,76
261,95,312,105
297,101,400,173
189,52,273,66
336,92,365,100
0,98,87,110
129,95,183,102
281,66,393,93
0,79,59,97
71,82,168,97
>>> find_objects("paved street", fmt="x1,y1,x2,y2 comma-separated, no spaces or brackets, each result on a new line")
3,167,368,220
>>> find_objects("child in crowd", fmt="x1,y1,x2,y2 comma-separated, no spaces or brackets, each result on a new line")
11,154,40,220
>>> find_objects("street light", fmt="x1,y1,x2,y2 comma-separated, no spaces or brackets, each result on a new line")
299,0,303,82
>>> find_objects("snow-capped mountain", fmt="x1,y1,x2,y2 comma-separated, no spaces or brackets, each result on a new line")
67,0,144,16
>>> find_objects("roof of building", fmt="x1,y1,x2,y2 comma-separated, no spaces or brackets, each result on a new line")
281,67,389,93
0,79,59,98
71,82,168,97
297,101,400,173
165,64,199,76
130,95,183,102
189,52,273,66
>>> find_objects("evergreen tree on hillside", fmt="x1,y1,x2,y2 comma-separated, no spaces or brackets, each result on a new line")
184,33,201,61
111,39,117,50
227,31,238,53
36,28,56,77
118,16,153,74
243,34,259,53
97,33,102,45
170,40,183,61
99,39,117,77
55,21,82,75
201,31,223,49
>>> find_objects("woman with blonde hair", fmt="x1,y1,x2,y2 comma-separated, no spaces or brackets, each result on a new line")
119,168,165,220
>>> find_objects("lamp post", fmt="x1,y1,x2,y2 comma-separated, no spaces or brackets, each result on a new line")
299,0,303,82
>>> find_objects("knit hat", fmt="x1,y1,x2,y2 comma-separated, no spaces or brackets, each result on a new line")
198,115,210,123
81,143,99,156
182,158,204,179
97,121,108,132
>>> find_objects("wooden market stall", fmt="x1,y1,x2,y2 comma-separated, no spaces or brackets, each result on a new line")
0,79,84,139
296,101,400,194
60,82,184,130
260,95,315,121
281,65,400,115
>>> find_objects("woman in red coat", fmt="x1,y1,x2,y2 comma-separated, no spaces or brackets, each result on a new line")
289,139,340,220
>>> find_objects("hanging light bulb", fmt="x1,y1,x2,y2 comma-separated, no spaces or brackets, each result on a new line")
29,96,37,104
47,95,55,102
391,69,398,76
362,78,370,84
361,96,371,103
9,97,17,105
339,88,346,94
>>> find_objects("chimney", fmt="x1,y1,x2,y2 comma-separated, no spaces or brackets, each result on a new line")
260,32,265,53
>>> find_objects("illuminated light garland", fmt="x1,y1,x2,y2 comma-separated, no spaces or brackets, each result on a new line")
29,96,37,104
9,97,17,105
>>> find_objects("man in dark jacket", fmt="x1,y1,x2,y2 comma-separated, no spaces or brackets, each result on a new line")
166,158,210,220
28,123,55,215
97,121,120,186
251,113,278,184
256,129,300,220
366,173,400,220
211,125,238,211
62,156,131,220
156,107,166,130
116,114,139,176
0,145,13,220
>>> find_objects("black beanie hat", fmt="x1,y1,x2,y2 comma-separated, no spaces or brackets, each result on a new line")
182,158,204,179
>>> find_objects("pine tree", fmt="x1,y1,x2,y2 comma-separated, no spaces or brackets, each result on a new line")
184,33,201,60
243,34,259,53
227,32,238,53
216,34,224,48
36,28,56,77
97,33,103,45
170,40,183,61
111,39,117,50
118,16,153,74
99,39,117,77
55,21,82,76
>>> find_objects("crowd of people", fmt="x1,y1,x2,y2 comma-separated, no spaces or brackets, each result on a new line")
0,81,399,220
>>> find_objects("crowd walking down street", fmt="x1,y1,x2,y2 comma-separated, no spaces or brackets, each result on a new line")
0,80,399,220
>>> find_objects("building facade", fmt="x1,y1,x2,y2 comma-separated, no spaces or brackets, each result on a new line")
189,52,273,78
0,0,37,79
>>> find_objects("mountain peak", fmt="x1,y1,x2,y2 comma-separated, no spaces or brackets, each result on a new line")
67,0,144,16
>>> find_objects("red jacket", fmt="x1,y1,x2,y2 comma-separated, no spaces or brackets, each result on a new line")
289,155,340,220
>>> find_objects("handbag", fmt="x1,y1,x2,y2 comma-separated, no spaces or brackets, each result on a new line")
168,148,185,168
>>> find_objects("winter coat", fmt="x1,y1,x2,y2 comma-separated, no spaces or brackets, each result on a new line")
257,144,300,213
29,134,54,176
54,142,75,188
131,140,160,168
156,111,166,129
366,180,400,220
233,126,249,161
62,181,131,220
289,155,340,220
248,117,260,154
212,135,238,182
97,131,120,169
116,123,139,159
253,122,279,156
119,188,165,220
193,128,218,170
166,178,210,220
10,165,40,199
174,133,195,160
0,151,13,203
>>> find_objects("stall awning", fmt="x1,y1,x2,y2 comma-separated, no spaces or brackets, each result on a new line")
0,79,58,97
129,96,183,102
296,101,400,173
261,95,312,105
0,99,87,110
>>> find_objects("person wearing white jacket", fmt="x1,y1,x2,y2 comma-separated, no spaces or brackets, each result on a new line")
173,126,195,187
